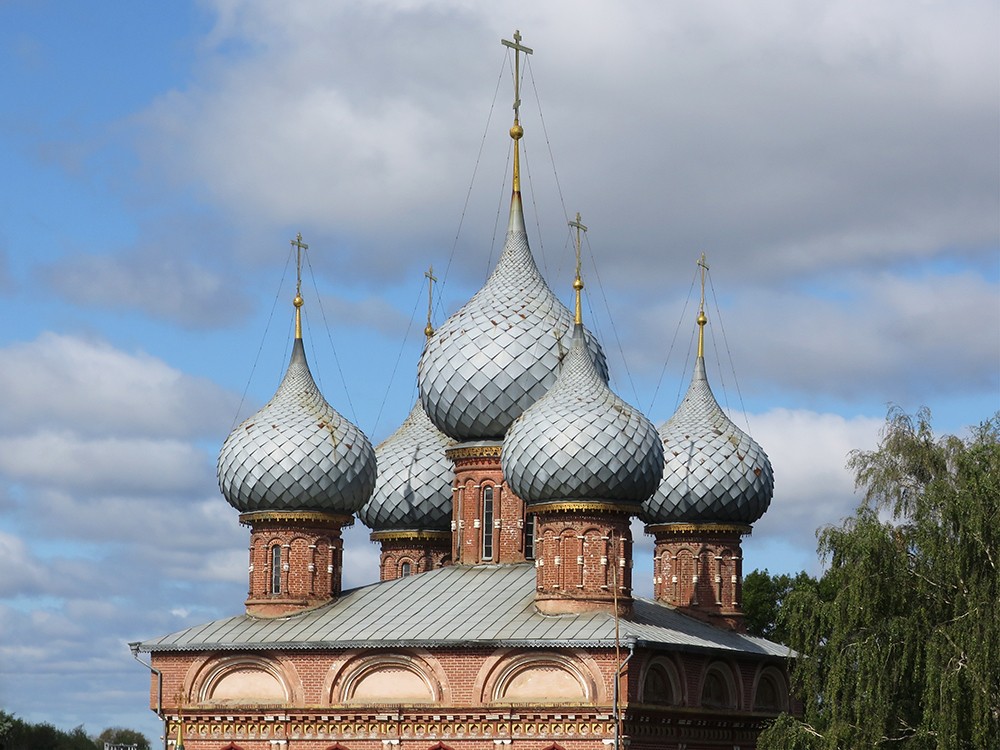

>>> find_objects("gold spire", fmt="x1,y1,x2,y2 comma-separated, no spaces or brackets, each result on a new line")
569,212,588,325
424,265,437,338
291,232,309,340
697,253,709,358
502,30,532,197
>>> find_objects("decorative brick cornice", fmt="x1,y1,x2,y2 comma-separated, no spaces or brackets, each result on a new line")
239,510,355,528
446,443,503,461
529,500,638,516
370,529,451,543
645,522,751,537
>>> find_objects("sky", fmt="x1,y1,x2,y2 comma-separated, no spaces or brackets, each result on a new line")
0,0,996,741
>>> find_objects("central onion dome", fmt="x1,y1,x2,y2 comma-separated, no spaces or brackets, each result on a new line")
642,347,773,525
418,203,608,441
217,337,377,515
359,401,456,532
502,323,662,505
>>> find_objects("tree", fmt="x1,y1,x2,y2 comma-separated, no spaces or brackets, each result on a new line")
0,714,97,750
742,568,817,643
96,727,150,750
759,407,1000,750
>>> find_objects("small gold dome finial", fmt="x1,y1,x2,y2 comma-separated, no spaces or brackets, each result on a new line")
697,253,709,358
501,30,532,196
291,233,310,340
424,265,438,340
569,212,588,325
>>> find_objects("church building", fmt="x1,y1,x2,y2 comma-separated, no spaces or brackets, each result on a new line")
133,31,790,750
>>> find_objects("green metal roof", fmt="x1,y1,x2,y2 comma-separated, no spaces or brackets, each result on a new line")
135,563,789,658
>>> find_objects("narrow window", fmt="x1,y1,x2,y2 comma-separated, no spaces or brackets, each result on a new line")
400,562,412,578
525,514,536,560
482,486,494,560
270,545,282,594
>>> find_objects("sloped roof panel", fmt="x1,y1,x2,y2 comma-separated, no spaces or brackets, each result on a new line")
135,564,788,659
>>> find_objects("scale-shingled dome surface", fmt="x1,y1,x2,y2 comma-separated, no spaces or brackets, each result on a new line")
218,339,376,515
642,358,773,524
418,226,607,441
359,401,456,532
502,326,662,504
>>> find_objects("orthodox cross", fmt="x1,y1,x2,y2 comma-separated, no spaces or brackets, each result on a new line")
501,30,533,122
569,212,587,324
424,265,437,338
291,232,309,338
697,253,709,357
291,232,309,299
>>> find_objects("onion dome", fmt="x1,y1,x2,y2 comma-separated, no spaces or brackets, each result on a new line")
642,356,773,524
218,241,376,516
359,401,456,532
502,321,662,506
418,200,607,442
418,55,607,442
642,262,773,524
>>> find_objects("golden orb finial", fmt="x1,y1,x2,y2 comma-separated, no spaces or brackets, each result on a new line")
510,123,524,140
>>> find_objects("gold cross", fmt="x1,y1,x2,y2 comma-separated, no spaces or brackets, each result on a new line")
568,212,588,324
501,30,533,122
291,232,309,299
697,253,709,357
424,265,437,337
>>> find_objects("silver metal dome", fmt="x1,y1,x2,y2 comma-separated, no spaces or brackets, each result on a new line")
502,324,663,505
642,357,773,524
359,401,456,532
418,200,608,441
217,338,377,515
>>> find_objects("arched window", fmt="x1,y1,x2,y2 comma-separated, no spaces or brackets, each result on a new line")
524,514,536,559
701,666,735,709
270,545,281,594
642,663,679,705
753,668,787,713
482,486,495,560
702,670,727,707
400,561,412,578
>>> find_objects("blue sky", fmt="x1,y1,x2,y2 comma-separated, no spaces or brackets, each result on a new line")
1,0,997,741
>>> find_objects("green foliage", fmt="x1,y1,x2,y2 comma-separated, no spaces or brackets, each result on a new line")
0,714,149,750
743,568,817,643
96,727,150,750
0,714,96,750
759,407,1000,750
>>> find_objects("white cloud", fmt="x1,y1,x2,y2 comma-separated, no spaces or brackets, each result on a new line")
622,268,1000,412
749,408,882,540
133,0,998,287
0,432,212,495
44,251,252,329
0,333,239,439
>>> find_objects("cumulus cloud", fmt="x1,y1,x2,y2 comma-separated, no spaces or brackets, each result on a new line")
0,333,239,438
749,408,882,539
0,432,212,496
133,0,997,289
44,251,252,329
621,267,1000,413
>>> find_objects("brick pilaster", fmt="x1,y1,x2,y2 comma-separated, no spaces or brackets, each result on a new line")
371,530,452,581
447,442,532,565
647,522,751,631
531,502,635,616
240,510,353,617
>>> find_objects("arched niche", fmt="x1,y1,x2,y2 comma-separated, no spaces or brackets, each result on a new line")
197,655,289,704
640,657,684,706
700,661,738,710
752,665,789,713
337,654,440,704
489,653,592,703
